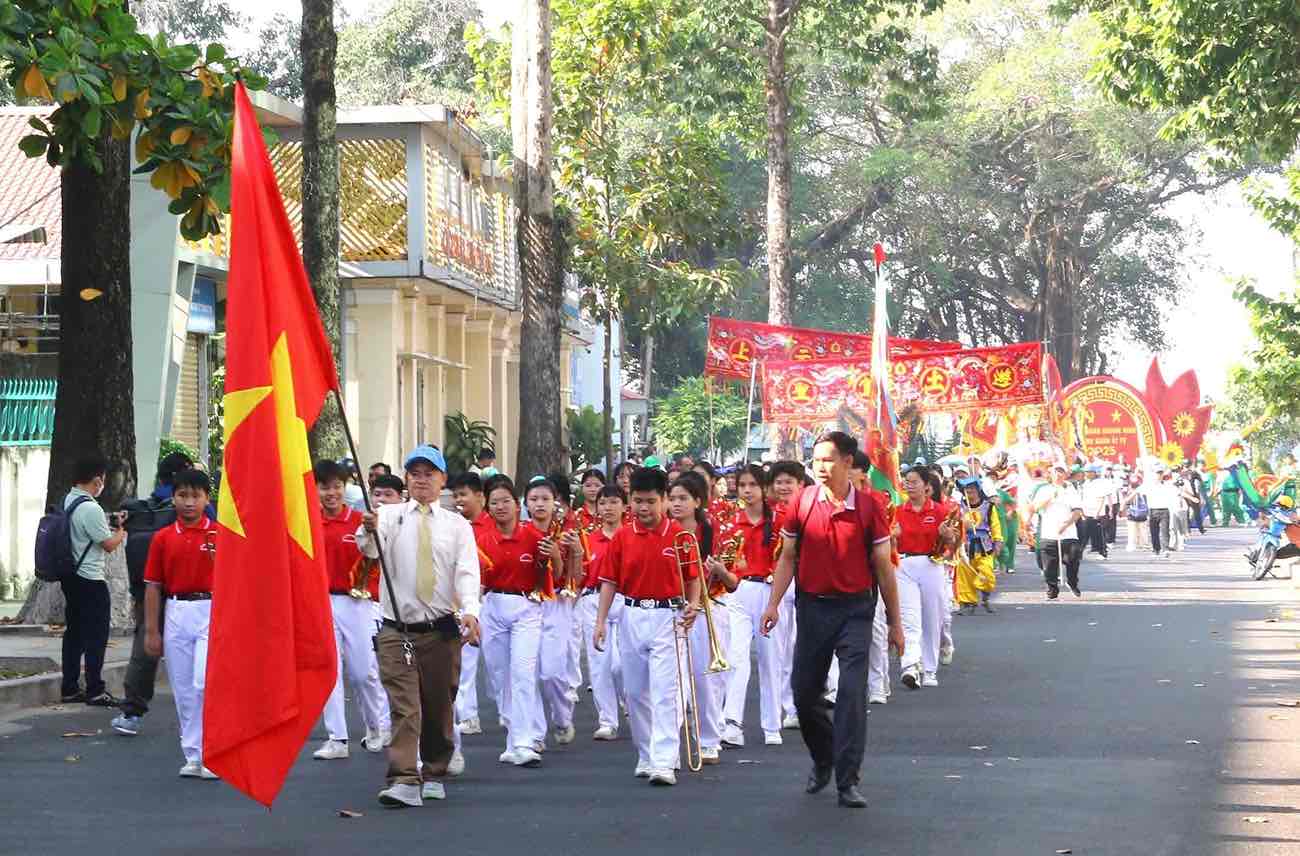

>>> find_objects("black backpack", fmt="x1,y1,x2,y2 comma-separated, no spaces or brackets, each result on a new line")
34,495,94,582
122,496,177,597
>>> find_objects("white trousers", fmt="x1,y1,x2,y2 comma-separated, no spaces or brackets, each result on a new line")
163,598,210,762
480,592,543,752
723,580,784,734
568,597,584,693
940,571,955,653
537,598,577,732
1125,518,1150,550
620,604,682,771
576,592,624,729
778,585,796,717
898,556,947,675
456,641,481,723
688,596,731,751
322,594,390,741
868,601,890,698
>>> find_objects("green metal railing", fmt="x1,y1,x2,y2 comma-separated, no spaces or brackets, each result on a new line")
0,378,56,446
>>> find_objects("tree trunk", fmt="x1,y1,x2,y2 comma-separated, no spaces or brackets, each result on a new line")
764,0,794,327
602,311,614,474
20,136,136,624
301,0,346,460
513,0,564,479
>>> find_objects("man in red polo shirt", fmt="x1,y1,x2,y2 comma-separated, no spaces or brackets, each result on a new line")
313,460,392,762
142,469,218,779
593,467,700,787
760,431,902,809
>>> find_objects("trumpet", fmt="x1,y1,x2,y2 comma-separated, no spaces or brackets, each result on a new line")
528,517,562,603
930,506,963,565
348,556,376,599
717,523,746,573
672,530,729,775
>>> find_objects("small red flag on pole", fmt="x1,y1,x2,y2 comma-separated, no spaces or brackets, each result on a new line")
202,82,339,807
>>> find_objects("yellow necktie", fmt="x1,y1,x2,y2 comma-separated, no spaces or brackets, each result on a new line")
416,504,436,603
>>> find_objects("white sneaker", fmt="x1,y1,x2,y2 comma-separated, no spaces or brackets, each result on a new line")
513,747,542,767
634,760,653,778
178,760,202,778
378,783,422,808
700,746,720,765
555,724,576,745
459,717,483,736
111,714,141,736
764,731,783,746
447,749,465,777
362,728,389,753
921,672,939,687
722,723,745,747
312,739,349,760
649,769,677,786
868,694,888,705
593,725,618,741
782,713,800,730
421,781,446,801
498,749,520,765
901,665,921,690
939,646,954,666
197,760,219,780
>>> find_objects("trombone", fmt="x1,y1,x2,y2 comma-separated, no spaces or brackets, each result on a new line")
672,530,729,774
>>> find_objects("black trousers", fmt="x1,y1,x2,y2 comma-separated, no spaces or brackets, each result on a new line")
791,591,876,790
1083,517,1108,557
60,575,111,698
1149,509,1171,554
1038,539,1080,592
121,597,162,717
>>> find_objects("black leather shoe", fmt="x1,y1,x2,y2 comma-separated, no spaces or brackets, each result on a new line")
806,766,833,794
837,785,867,808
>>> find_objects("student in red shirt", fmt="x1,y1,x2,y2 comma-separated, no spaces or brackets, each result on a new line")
450,471,492,742
477,475,550,768
893,465,959,692
767,459,808,729
759,432,903,809
312,460,392,762
142,468,218,780
721,464,787,747
575,468,605,532
593,467,700,786
575,484,627,740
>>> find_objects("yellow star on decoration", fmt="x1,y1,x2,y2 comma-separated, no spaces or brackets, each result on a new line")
217,384,272,537
269,332,316,559
1112,410,1122,424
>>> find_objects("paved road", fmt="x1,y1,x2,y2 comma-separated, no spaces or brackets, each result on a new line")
2,528,1297,856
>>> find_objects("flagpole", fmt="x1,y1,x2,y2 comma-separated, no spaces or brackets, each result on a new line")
742,360,758,464
332,388,411,650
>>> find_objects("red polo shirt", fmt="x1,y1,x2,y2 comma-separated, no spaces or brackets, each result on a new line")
581,526,619,589
781,485,889,595
722,507,784,579
321,506,363,593
600,516,699,600
895,497,952,556
480,522,546,593
143,516,217,595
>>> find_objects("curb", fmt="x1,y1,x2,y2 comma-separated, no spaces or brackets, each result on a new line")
0,660,132,714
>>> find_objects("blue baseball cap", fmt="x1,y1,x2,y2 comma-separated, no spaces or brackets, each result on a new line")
404,444,447,473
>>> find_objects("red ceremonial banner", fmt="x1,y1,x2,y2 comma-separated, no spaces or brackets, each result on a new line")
704,316,958,380
761,342,1044,422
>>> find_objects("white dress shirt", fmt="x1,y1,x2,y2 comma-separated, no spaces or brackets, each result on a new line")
1080,478,1115,517
356,499,481,623
1037,484,1083,540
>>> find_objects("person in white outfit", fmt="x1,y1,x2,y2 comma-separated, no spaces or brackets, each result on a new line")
768,461,807,729
575,485,627,740
450,471,495,740
312,460,392,761
894,466,959,689
143,469,218,779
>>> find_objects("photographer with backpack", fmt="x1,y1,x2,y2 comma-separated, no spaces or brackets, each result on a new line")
57,454,128,706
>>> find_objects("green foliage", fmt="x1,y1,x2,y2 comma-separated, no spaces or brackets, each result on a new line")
566,405,608,471
1215,363,1300,467
1232,282,1300,413
158,436,199,468
651,376,749,460
243,13,302,102
336,0,479,108
443,412,496,476
131,0,245,43
0,0,266,240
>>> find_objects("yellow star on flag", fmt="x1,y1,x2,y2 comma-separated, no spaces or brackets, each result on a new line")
217,385,271,537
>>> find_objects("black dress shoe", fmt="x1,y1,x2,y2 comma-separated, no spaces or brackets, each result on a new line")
838,785,867,808
806,766,833,794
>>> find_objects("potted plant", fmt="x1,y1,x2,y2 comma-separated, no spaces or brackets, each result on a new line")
443,412,496,476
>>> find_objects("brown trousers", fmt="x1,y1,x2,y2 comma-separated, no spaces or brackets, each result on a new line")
376,626,462,785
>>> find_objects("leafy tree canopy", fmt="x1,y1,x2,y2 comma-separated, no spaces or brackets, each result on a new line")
652,376,749,460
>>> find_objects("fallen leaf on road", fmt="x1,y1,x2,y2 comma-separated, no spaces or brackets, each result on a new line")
1087,621,1098,626
1193,683,1205,688
1243,816,1269,824
64,755,79,762
337,810,363,819
969,745,988,751
1157,679,1172,685
1268,714,1287,721
1007,757,1021,761
1056,850,1073,854
61,731,98,738
1275,700,1300,707
1015,606,1025,610
1152,623,1163,628
737,759,760,765
983,762,995,767
944,774,962,780
1185,740,1200,745
1043,638,1057,643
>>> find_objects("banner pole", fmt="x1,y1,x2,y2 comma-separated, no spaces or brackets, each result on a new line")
707,375,716,461
743,360,758,464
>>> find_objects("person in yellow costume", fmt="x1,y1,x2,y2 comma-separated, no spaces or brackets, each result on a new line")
955,477,1002,615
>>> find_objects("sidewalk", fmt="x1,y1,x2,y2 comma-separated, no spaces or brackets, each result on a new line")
0,622,133,713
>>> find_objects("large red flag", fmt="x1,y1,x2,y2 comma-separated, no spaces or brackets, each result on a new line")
202,82,339,807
